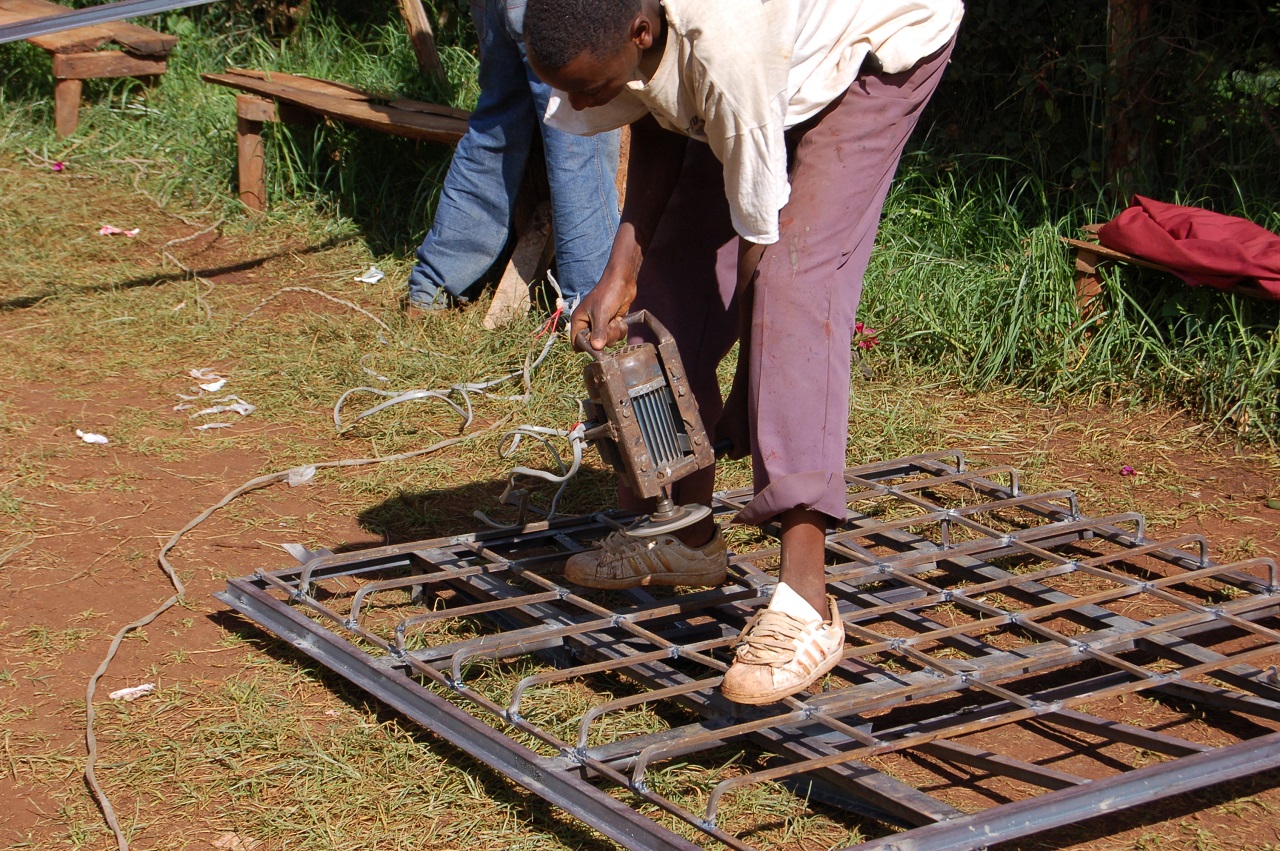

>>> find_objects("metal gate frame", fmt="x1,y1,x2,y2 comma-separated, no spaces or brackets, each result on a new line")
216,450,1280,850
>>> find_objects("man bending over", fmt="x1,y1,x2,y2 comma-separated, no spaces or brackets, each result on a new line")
524,0,962,704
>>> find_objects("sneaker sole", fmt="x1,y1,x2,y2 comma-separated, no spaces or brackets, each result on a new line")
720,642,845,706
563,565,727,590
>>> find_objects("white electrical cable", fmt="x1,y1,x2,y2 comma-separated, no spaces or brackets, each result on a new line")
474,423,588,527
333,331,559,432
83,417,513,851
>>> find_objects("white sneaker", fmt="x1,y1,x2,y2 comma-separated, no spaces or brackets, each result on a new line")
721,583,844,705
564,528,728,590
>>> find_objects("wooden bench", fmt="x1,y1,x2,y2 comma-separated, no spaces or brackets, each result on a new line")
1062,225,1178,314
204,67,562,328
0,0,177,137
202,67,471,211
1063,224,1276,313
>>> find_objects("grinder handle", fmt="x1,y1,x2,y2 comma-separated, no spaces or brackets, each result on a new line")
574,310,675,361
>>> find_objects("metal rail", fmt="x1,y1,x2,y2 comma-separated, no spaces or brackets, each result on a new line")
216,450,1280,850
0,0,225,45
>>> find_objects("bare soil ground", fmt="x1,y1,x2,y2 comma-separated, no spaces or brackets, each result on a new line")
1,158,1278,850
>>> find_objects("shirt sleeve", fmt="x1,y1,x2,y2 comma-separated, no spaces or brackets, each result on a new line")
709,126,789,244
699,79,790,245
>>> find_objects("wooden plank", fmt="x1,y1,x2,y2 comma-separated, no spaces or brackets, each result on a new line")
397,0,444,84
386,97,473,121
52,50,166,79
26,26,111,53
484,202,554,330
221,68,375,101
1060,236,1174,274
0,0,71,24
235,91,277,124
99,20,177,56
203,71,468,144
219,68,468,119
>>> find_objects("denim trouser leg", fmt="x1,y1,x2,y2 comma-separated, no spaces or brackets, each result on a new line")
531,73,620,304
407,0,535,306
407,0,620,308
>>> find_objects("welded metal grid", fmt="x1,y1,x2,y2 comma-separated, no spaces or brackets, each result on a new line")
217,451,1280,851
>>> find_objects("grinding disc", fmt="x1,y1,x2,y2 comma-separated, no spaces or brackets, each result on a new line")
624,502,713,537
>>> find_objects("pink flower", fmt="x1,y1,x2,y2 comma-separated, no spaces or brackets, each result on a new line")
853,321,879,350
1120,465,1136,476
51,161,65,172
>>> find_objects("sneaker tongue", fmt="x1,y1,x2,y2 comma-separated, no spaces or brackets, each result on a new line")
767,582,823,626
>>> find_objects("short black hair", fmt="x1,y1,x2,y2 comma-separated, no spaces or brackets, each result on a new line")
524,0,641,70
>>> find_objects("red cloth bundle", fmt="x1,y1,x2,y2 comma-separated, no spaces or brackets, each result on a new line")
1098,195,1280,299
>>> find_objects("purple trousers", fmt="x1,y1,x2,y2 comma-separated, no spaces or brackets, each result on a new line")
632,41,954,529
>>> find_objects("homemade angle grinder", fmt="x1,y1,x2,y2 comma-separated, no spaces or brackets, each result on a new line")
577,311,717,536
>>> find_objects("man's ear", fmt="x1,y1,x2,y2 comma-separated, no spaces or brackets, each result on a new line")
629,13,655,50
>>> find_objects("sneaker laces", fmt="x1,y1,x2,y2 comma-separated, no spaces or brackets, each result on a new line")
598,530,652,560
595,530,684,571
733,608,810,667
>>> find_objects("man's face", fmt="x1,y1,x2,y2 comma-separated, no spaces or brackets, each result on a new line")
534,47,638,111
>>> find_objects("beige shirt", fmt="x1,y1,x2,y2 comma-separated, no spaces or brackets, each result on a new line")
545,0,963,243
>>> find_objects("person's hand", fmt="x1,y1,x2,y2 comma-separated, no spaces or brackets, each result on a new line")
570,271,637,352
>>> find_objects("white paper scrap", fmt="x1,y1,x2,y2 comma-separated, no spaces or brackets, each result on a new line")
75,429,109,445
191,396,256,418
194,422,235,431
108,683,155,701
354,265,385,284
199,378,228,392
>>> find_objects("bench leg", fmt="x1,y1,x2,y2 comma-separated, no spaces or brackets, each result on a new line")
54,78,83,138
235,94,277,212
1073,247,1105,317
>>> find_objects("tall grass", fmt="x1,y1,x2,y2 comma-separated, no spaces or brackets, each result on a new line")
0,2,479,250
1,4,1277,441
865,160,1280,442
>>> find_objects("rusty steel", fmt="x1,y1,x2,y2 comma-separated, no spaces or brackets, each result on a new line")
217,450,1280,850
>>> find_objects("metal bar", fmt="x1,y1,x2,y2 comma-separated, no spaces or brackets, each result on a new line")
0,0,226,44
850,733,1280,851
215,578,703,851
912,740,1087,790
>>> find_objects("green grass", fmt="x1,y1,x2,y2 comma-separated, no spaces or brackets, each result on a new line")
862,164,1280,443
4,4,1277,440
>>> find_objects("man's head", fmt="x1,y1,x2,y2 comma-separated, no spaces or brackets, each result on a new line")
525,0,661,110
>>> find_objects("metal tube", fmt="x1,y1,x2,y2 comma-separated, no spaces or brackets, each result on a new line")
0,0,227,45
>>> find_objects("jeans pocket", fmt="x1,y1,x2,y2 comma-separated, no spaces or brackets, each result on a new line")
503,0,527,39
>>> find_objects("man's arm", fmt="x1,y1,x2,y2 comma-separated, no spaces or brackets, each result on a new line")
571,114,688,351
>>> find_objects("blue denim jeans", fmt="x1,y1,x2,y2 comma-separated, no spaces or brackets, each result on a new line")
406,0,620,308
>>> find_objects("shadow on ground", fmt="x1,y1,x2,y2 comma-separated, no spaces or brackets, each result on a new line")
351,467,619,547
